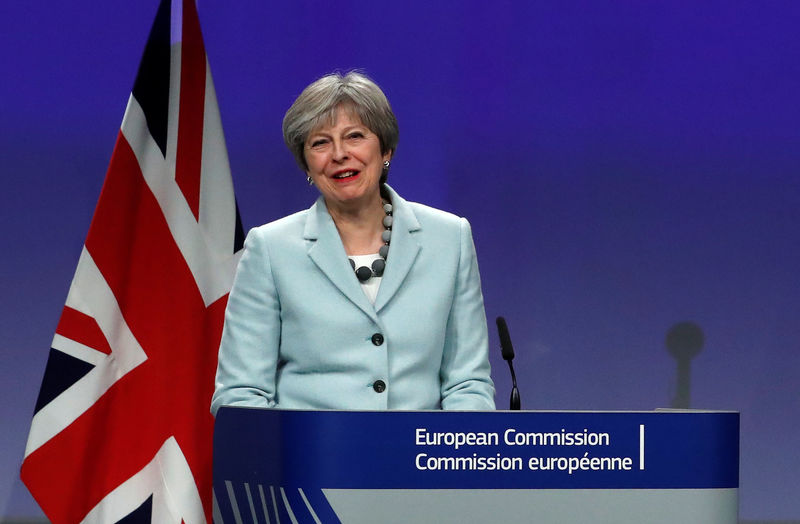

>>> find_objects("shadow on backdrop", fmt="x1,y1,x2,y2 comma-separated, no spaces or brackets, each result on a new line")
666,322,705,409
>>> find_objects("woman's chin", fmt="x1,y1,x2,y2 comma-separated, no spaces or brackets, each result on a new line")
323,183,380,209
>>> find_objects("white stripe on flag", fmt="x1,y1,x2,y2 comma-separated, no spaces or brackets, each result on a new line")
50,333,107,367
199,62,239,257
25,248,147,457
80,437,205,524
121,95,240,306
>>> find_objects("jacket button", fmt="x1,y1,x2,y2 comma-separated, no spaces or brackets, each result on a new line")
371,333,384,346
373,380,386,393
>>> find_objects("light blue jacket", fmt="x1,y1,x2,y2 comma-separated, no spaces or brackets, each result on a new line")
211,186,495,413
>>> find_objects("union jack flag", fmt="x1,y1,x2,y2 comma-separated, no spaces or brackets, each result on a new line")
21,1,243,522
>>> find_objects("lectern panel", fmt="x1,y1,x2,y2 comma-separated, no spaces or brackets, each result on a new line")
213,409,738,524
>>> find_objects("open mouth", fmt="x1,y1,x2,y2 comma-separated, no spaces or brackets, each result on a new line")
333,170,359,180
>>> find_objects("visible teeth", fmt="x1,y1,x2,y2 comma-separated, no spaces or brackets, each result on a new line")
335,171,357,179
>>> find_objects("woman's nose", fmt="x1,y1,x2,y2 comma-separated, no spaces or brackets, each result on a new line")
331,139,349,161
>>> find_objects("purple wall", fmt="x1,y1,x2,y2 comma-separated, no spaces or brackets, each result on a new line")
2,1,799,519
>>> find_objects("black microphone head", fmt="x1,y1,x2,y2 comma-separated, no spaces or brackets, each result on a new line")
496,316,515,361
510,386,521,410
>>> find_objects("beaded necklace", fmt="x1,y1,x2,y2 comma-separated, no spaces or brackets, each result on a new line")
348,201,393,282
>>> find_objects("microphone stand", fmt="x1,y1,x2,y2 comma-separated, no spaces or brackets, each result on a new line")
496,316,521,410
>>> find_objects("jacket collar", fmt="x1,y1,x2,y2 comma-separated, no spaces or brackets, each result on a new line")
303,185,421,319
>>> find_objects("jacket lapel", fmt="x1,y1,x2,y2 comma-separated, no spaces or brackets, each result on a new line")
374,187,421,312
304,197,378,322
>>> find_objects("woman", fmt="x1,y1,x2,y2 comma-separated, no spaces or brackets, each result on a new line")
211,71,495,413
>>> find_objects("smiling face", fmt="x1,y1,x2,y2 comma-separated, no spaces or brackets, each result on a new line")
304,105,392,213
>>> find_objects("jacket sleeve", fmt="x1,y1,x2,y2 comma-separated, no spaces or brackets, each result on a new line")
211,227,280,415
439,218,496,410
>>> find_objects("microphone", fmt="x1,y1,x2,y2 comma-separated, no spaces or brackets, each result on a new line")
496,316,521,410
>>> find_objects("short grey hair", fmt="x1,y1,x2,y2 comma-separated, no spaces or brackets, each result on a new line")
282,71,399,172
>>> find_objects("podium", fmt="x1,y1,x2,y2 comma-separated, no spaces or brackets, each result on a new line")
212,408,738,524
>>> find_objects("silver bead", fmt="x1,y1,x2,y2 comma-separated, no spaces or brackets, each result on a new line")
383,215,393,228
381,230,392,243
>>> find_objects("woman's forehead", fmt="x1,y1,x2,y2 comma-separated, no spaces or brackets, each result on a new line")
310,103,363,133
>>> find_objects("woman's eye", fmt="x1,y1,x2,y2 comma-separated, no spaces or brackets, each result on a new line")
309,139,329,149
347,132,364,140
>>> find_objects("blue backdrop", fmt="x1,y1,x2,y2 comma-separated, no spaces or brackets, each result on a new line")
2,1,798,520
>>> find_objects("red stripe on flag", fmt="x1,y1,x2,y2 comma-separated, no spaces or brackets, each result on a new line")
21,132,224,523
175,0,206,220
55,306,113,355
